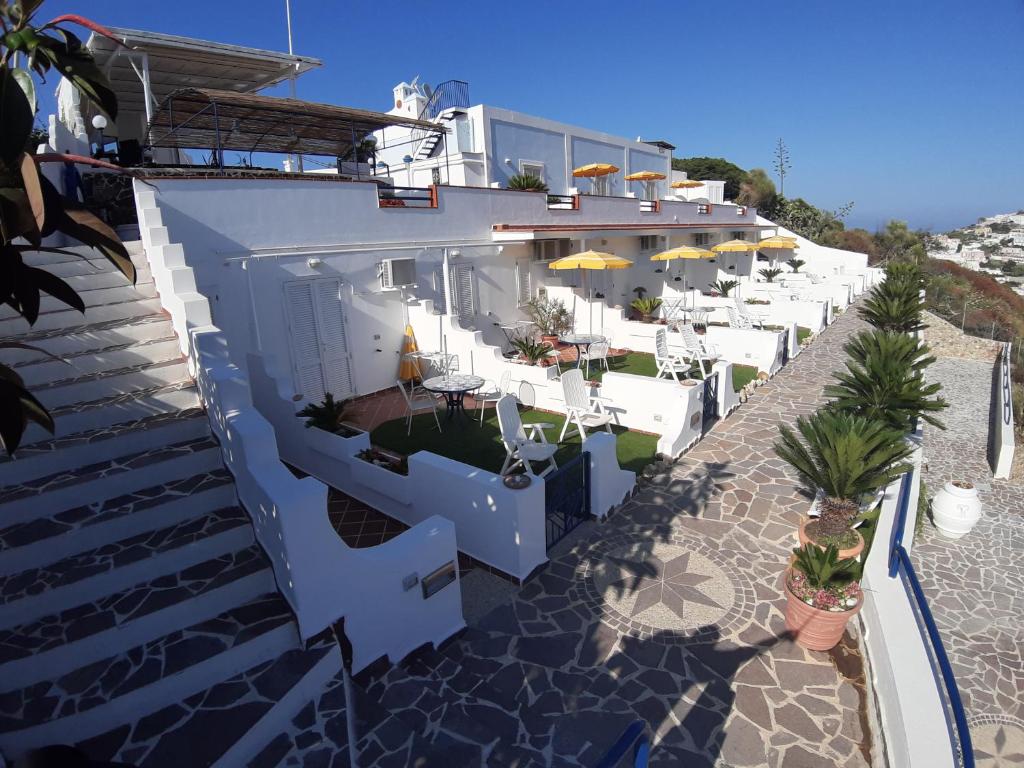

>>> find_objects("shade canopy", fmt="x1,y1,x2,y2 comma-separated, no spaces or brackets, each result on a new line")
147,87,442,157
625,171,667,181
712,239,758,253
757,236,799,250
671,179,704,189
572,163,620,178
548,251,634,270
650,246,715,262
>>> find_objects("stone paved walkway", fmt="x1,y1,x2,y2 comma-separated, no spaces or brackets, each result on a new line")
344,308,874,768
915,355,1024,767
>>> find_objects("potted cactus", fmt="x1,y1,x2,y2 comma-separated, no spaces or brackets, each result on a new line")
784,543,863,651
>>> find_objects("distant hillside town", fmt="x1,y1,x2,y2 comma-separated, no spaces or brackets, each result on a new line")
926,211,1024,295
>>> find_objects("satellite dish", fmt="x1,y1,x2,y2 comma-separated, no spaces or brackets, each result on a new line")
423,83,434,99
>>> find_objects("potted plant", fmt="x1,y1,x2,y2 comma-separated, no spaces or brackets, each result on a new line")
745,297,770,305
787,258,806,273
511,337,554,366
708,279,739,298
297,393,363,437
356,447,409,475
507,173,549,193
930,480,983,539
525,296,573,345
784,543,863,651
759,267,783,283
775,410,914,559
630,296,663,323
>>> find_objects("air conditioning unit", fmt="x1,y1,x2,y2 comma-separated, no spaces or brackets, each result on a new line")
379,258,417,290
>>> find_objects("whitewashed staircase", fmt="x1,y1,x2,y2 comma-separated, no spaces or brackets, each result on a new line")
0,243,341,766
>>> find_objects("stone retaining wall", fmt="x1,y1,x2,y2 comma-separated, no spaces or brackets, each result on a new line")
922,311,1000,361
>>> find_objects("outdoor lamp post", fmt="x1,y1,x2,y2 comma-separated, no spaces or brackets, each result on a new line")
91,114,108,158
403,154,413,186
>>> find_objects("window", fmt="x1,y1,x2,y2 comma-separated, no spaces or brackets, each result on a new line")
434,263,476,317
731,231,748,241
284,278,354,403
694,233,711,246
533,239,571,261
515,261,532,306
519,160,544,181
697,204,711,215
737,206,748,216
640,235,661,252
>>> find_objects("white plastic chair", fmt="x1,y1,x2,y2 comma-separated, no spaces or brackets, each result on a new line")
579,341,610,378
558,369,613,442
497,394,558,477
677,324,719,378
475,369,512,425
654,328,693,382
726,306,754,330
734,298,766,329
397,379,441,435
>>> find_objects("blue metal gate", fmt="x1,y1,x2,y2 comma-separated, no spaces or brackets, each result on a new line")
781,328,790,365
545,451,590,548
702,373,719,434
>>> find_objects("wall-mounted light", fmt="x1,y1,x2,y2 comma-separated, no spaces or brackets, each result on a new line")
449,249,462,257
307,257,323,268
504,158,512,165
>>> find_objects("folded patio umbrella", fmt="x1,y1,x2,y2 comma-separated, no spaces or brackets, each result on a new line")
398,324,421,381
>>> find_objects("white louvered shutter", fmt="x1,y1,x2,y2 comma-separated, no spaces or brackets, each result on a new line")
313,279,354,400
434,268,448,314
284,281,326,402
452,263,475,317
516,261,532,306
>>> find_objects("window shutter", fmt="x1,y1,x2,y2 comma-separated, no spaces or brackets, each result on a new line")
516,261,532,307
313,279,354,400
452,263,475,317
434,268,448,314
284,281,326,403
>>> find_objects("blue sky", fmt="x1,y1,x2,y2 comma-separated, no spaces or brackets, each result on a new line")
39,0,1024,232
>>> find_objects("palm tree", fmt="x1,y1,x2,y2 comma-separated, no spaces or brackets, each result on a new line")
759,267,783,283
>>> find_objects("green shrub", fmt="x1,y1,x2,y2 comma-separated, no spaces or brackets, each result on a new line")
787,258,806,273
511,337,553,365
507,173,548,192
630,296,663,321
759,267,783,283
298,393,350,432
708,279,739,297
859,275,925,333
524,296,573,337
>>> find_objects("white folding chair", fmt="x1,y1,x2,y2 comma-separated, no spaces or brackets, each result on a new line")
397,379,441,435
726,306,754,330
497,394,558,477
655,328,693,382
677,324,719,378
579,341,610,378
475,370,511,425
558,369,613,442
734,298,766,329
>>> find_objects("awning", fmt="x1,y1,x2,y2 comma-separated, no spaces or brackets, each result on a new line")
146,88,443,157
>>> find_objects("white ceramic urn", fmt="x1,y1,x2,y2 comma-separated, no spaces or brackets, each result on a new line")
931,481,982,539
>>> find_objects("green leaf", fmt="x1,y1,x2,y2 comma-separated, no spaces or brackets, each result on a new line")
35,29,118,121
11,69,36,114
0,66,35,165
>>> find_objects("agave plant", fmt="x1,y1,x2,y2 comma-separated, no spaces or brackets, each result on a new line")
774,409,914,506
858,276,925,333
511,337,553,366
297,392,350,432
630,296,663,321
759,267,783,283
507,173,548,192
787,258,806,273
826,331,947,432
708,279,739,297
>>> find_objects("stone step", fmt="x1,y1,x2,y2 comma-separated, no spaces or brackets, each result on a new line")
0,407,208,489
19,339,184,389
30,257,145,280
77,640,339,768
0,593,299,758
33,358,190,410
20,245,148,270
19,381,200,447
0,283,160,322
0,505,253,631
0,545,274,690
46,267,155,292
0,472,236,576
0,298,166,339
0,433,220,519
2,316,174,368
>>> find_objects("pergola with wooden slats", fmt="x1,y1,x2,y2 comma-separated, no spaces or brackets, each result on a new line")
146,87,444,161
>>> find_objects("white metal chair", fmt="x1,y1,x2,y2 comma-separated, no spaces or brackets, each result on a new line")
654,328,694,382
496,394,558,477
543,346,562,375
397,379,441,435
579,341,610,378
677,324,719,378
475,370,512,425
734,298,766,329
558,369,613,442
438,354,459,375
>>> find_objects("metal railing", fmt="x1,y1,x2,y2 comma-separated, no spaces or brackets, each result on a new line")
595,720,650,768
639,199,660,213
887,473,975,768
420,80,470,120
546,193,577,210
378,185,436,208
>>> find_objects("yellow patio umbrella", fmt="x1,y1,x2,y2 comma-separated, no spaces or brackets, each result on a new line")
650,246,714,261
624,171,667,181
670,179,704,189
549,251,633,335
572,163,620,178
398,324,421,381
712,239,759,252
756,236,798,250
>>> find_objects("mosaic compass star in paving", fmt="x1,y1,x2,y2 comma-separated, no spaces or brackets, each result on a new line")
592,542,736,630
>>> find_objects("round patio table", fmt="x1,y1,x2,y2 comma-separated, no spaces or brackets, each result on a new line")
558,333,607,368
422,374,485,421
683,306,716,330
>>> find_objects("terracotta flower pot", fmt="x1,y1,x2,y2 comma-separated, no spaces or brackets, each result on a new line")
783,574,862,651
798,518,865,560
540,334,559,346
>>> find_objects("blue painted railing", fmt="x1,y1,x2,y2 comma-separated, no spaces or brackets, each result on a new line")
595,720,650,768
887,472,975,767
420,80,470,120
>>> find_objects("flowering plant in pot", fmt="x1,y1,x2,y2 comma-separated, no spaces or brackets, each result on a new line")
784,543,862,651
775,410,913,559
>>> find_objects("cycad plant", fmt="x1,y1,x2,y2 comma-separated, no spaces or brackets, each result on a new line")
759,267,783,283
297,392,350,432
630,296,663,322
826,330,947,432
858,275,925,333
775,409,914,509
507,173,548,192
708,279,739,297
511,338,553,366
787,258,806,273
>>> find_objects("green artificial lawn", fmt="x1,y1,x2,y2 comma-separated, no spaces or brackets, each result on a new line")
370,407,659,475
797,326,812,344
584,352,758,393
